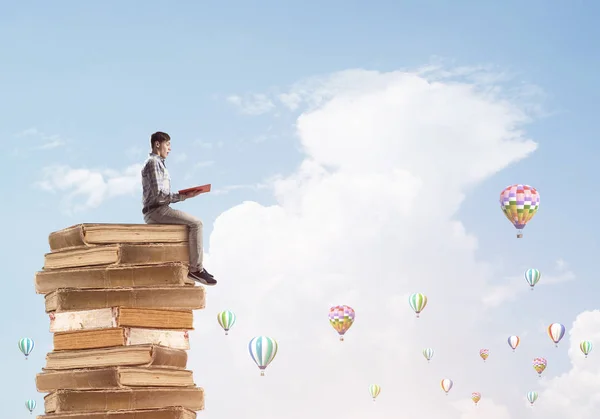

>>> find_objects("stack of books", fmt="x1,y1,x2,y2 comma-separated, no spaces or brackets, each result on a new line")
34,223,206,419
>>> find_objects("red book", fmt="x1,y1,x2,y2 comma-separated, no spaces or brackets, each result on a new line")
178,184,211,195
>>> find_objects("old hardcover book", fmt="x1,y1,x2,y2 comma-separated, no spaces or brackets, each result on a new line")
50,307,194,332
45,287,205,313
53,327,190,351
44,388,205,414
49,223,188,252
43,243,189,270
35,407,196,419
35,263,193,294
44,345,187,370
36,366,194,391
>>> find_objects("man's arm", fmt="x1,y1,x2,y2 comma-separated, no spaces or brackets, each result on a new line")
144,159,183,204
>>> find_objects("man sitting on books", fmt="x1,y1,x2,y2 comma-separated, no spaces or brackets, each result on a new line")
141,131,217,286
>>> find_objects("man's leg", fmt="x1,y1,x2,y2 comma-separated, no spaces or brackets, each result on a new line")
144,206,216,286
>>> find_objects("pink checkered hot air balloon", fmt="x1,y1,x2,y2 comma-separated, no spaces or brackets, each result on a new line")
499,184,540,238
329,305,355,341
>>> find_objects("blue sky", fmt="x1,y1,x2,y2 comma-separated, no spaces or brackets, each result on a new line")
2,1,599,417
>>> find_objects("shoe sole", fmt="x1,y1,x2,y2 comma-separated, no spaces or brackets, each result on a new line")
188,274,217,286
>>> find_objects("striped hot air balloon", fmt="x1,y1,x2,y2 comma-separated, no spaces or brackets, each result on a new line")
507,335,520,352
18,338,34,359
527,391,538,406
217,310,236,335
499,184,540,238
408,293,427,318
369,384,381,401
248,336,278,376
328,305,355,341
26,399,36,414
441,378,453,395
547,323,566,347
524,268,541,290
580,340,593,358
471,392,481,405
479,349,489,362
423,348,434,362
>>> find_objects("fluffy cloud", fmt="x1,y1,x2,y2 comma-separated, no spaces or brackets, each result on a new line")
35,163,142,213
190,68,562,418
227,93,275,115
535,310,600,417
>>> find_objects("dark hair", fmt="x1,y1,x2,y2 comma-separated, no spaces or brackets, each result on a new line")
150,131,170,149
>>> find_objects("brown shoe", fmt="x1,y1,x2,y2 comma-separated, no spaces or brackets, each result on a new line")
188,269,217,286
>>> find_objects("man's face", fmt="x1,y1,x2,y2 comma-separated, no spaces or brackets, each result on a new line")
157,140,171,158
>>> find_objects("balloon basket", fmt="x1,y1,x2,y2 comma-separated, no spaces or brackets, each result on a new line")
260,371,265,376
416,314,420,318
225,331,229,335
340,336,344,341
517,233,523,238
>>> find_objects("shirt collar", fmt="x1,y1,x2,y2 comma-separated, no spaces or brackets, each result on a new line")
149,152,165,163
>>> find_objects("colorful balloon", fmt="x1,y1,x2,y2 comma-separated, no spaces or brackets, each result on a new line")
524,268,541,290
479,349,489,362
580,340,593,358
423,348,434,362
441,378,453,395
533,357,547,377
248,336,278,376
472,392,481,405
507,335,520,352
217,310,236,335
369,384,381,401
408,293,427,318
499,184,540,238
19,338,34,359
26,399,36,414
527,391,538,406
328,305,355,341
547,323,566,347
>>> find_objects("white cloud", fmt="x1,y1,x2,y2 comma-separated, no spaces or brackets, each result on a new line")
226,93,275,115
35,163,142,213
192,67,549,418
482,259,576,307
535,310,600,418
15,127,66,150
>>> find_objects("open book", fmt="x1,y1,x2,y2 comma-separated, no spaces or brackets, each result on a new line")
178,184,211,195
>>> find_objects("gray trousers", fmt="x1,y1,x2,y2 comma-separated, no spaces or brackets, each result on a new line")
144,205,203,271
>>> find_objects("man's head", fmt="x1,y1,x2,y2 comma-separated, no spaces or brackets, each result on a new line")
150,131,171,158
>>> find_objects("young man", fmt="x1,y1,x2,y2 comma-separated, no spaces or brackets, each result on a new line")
141,131,217,286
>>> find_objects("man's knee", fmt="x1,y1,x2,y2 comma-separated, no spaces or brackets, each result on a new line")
189,218,202,230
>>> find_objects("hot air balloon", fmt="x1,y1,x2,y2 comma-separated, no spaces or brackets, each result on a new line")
248,336,278,376
533,357,547,377
507,335,520,352
479,349,489,362
328,305,355,341
547,323,566,347
527,391,538,406
471,392,481,405
524,268,541,290
441,378,453,395
409,293,427,318
423,348,434,362
26,399,36,414
217,310,236,335
499,184,539,238
369,384,381,401
19,337,34,360
580,340,593,358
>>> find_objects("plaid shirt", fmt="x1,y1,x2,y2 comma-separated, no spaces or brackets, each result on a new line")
141,153,182,208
